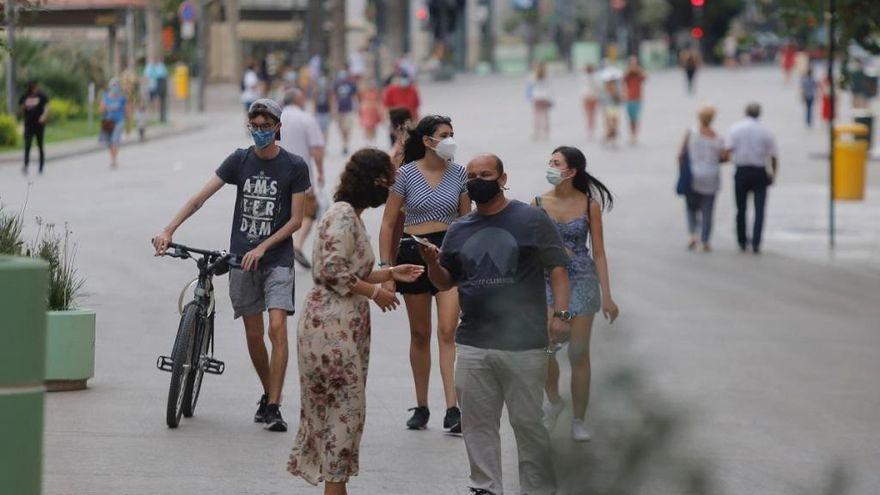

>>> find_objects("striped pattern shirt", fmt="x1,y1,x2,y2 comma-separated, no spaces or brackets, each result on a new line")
390,161,468,227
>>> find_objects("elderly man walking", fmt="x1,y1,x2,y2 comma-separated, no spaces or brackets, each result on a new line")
420,154,571,495
725,103,779,254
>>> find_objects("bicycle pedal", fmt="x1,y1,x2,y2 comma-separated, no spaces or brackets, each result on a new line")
204,358,225,375
156,355,174,372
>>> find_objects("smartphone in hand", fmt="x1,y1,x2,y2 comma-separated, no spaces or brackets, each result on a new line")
410,234,436,249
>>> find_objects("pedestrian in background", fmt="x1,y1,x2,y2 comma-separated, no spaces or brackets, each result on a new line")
534,146,619,443
99,78,129,169
623,55,647,145
19,80,49,175
241,62,262,113
379,115,469,433
679,106,728,252
311,73,333,139
333,69,358,155
528,61,553,141
725,103,779,254
581,64,601,140
781,41,796,84
800,67,818,128
421,154,571,495
358,78,382,143
388,106,413,167
382,72,421,140
288,148,424,495
679,46,701,94
600,64,622,147
143,57,168,122
820,74,835,126
280,89,326,270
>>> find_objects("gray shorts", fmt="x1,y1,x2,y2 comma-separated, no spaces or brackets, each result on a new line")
228,265,295,319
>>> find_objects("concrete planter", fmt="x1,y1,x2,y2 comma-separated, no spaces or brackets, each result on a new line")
0,256,48,495
45,309,96,392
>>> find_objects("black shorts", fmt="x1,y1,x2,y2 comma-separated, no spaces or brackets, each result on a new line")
395,231,447,295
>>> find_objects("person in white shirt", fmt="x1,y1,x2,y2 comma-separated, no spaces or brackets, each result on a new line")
724,103,779,254
241,63,262,112
280,89,326,268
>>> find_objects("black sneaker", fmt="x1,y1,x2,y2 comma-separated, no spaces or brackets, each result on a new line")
469,489,494,495
443,406,462,434
254,393,269,423
293,248,312,269
264,404,288,432
406,406,430,430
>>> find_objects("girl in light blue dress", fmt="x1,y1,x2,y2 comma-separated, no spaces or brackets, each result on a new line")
532,146,620,442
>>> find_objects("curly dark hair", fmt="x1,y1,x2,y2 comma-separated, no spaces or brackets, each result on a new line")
334,148,394,209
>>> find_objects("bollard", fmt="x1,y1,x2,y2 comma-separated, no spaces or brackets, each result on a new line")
174,63,190,101
0,256,48,495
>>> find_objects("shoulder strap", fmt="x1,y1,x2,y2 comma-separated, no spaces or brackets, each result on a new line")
534,196,543,208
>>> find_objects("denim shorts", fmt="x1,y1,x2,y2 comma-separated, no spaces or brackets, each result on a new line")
228,265,295,319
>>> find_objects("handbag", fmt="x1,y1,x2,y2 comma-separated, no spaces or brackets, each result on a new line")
675,132,693,196
100,118,116,133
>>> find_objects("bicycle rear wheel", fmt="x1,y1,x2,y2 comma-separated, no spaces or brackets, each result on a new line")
166,302,198,428
182,314,210,417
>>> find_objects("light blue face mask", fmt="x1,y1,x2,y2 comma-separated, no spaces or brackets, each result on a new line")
251,128,275,149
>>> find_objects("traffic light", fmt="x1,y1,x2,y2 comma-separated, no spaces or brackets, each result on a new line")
691,0,704,6
691,0,705,41
691,27,704,39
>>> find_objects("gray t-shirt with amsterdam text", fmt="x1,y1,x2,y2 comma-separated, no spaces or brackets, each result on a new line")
440,200,569,351
215,147,311,267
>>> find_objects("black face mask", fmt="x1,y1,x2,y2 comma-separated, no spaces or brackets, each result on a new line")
367,185,390,208
466,178,502,204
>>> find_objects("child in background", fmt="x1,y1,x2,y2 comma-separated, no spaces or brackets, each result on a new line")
135,101,148,142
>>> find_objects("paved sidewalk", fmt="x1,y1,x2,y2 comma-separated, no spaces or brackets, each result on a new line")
0,67,878,495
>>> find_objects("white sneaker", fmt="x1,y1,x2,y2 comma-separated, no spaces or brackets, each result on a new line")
542,400,565,432
571,418,592,442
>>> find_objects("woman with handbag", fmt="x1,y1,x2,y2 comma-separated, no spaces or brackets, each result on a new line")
99,78,129,169
677,105,729,251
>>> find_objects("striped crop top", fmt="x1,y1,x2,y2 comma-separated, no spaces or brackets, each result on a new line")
390,161,468,227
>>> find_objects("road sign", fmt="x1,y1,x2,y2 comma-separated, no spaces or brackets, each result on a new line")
181,21,195,40
178,1,195,23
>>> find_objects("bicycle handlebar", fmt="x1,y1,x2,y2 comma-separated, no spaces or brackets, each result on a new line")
152,239,241,270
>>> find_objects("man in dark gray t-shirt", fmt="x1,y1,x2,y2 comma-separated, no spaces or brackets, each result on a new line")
153,99,308,433
422,154,571,495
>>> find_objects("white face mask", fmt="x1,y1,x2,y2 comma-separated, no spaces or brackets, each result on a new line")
429,137,457,162
546,167,570,186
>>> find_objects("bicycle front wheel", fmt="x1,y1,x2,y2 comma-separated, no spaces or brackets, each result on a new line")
182,313,210,418
166,302,198,428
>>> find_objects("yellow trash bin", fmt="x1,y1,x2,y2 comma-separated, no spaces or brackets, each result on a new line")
174,64,189,101
833,123,869,200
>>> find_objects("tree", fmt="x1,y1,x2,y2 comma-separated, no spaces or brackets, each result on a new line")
775,0,880,56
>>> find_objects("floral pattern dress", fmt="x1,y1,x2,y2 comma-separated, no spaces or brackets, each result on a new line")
288,202,375,485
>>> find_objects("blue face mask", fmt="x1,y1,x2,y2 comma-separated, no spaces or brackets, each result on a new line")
251,128,275,149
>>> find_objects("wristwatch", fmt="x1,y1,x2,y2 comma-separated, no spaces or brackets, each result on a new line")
553,310,573,321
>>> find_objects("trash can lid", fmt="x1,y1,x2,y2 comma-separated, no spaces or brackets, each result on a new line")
834,123,870,137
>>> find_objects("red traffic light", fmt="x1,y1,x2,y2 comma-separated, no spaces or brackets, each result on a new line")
416,6,428,21
691,0,705,6
691,27,704,39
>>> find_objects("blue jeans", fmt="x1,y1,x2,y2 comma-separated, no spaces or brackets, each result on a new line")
685,192,716,244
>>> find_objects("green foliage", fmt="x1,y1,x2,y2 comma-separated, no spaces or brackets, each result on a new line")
27,219,85,311
775,0,880,55
0,38,106,106
0,201,26,256
0,113,19,146
47,98,82,123
637,0,672,37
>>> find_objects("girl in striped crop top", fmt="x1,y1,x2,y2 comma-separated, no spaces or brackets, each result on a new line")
379,115,470,432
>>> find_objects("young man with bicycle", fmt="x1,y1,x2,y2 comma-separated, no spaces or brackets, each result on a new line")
153,99,310,432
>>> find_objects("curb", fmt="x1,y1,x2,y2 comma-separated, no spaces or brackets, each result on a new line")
0,122,206,166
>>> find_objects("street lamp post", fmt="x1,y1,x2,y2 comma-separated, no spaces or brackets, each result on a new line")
5,0,16,116
827,0,836,249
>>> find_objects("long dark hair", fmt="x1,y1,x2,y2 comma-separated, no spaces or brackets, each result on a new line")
402,115,452,164
553,146,613,210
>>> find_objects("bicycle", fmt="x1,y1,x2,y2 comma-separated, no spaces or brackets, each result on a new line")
154,241,238,428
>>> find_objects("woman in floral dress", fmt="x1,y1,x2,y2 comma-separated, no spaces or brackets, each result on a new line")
288,148,423,495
